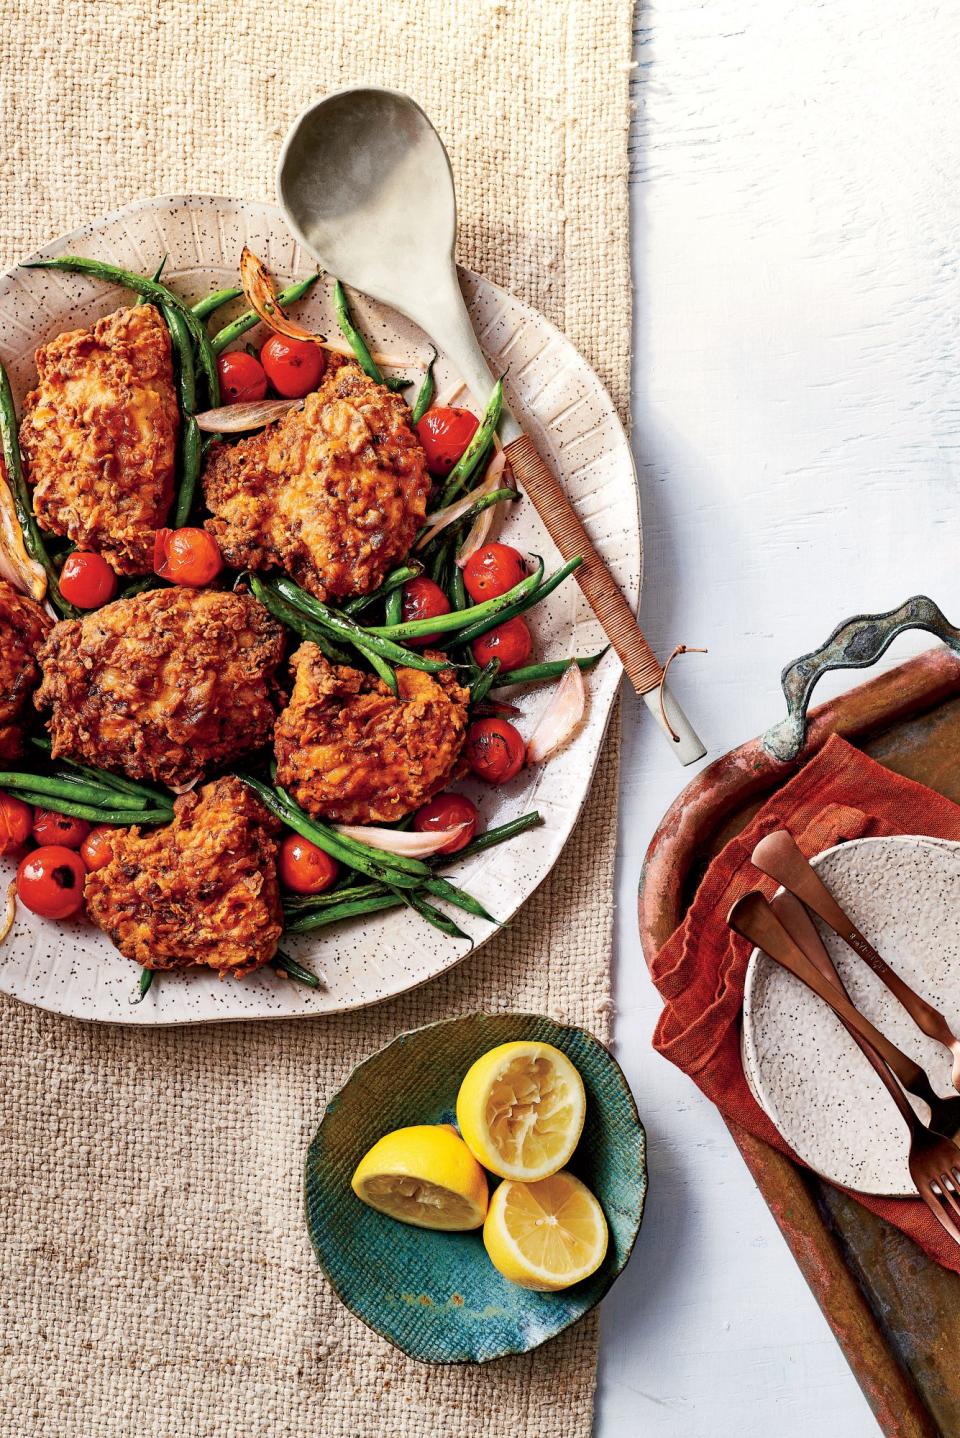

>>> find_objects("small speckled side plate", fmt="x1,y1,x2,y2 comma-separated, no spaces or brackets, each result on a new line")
742,836,960,1196
304,1012,647,1363
0,195,641,1024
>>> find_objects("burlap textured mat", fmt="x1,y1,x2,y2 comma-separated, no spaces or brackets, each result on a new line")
0,3,633,1433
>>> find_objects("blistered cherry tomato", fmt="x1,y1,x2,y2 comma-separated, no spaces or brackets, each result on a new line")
154,527,223,587
400,576,451,647
59,551,118,609
413,793,479,854
217,350,268,404
0,793,33,855
415,407,480,478
260,335,325,398
462,543,527,603
464,718,525,784
32,808,90,850
471,615,533,673
16,845,87,919
80,825,118,873
278,833,339,894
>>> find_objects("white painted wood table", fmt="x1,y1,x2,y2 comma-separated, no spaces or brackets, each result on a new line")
596,2,960,1433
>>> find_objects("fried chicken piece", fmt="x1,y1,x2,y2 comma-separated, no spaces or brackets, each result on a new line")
20,305,178,575
35,587,284,790
84,776,283,977
203,359,430,600
274,643,470,824
0,578,52,760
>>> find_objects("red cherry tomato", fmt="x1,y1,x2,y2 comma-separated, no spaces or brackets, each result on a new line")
59,551,118,609
278,833,339,894
32,808,91,850
260,335,325,398
471,615,533,673
154,527,223,587
0,793,33,855
400,576,451,647
413,793,479,854
217,350,268,404
415,407,480,478
80,825,118,873
464,718,525,784
462,543,527,603
16,845,87,919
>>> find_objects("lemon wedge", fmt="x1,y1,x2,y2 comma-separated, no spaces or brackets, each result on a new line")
483,1170,608,1290
455,1040,586,1180
351,1124,488,1231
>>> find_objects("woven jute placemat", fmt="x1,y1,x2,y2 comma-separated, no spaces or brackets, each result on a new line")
0,3,633,1434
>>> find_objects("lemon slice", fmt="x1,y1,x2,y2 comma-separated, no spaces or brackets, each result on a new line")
483,1170,608,1290
455,1040,586,1180
351,1124,488,1231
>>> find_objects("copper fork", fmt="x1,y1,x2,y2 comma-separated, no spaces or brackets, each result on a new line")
752,829,960,1092
729,890,960,1246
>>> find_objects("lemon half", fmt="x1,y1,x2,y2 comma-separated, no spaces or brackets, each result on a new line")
456,1040,586,1181
351,1124,488,1231
483,1170,608,1291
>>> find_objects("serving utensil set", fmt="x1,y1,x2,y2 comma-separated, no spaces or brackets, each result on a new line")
728,829,960,1247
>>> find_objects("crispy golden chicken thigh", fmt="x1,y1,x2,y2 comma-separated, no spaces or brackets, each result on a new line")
203,359,430,600
84,776,283,977
20,305,178,575
35,587,284,790
0,577,52,760
273,643,470,824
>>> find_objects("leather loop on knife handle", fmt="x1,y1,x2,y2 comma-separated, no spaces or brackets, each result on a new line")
504,432,663,696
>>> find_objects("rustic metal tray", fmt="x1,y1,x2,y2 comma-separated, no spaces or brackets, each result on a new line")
638,598,960,1438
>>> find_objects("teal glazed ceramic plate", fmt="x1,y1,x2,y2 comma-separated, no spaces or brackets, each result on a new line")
304,1012,648,1363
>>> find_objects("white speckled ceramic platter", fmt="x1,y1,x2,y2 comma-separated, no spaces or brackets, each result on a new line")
742,836,960,1196
0,196,640,1025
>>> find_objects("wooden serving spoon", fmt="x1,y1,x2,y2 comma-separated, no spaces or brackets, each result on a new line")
276,86,705,764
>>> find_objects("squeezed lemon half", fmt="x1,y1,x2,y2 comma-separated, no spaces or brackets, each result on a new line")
455,1040,586,1180
351,1124,489,1231
483,1170,608,1290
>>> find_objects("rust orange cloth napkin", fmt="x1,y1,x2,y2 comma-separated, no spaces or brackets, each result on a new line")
651,733,960,1272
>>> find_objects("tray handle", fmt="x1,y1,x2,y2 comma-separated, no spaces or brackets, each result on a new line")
762,596,960,762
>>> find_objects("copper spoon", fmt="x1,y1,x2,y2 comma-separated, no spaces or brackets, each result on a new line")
753,829,960,1092
770,889,960,1143
729,892,960,1242
276,86,706,764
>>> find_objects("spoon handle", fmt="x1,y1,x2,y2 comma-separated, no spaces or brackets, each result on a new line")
504,433,705,764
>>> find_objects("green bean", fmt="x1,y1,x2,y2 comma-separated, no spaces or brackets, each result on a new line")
356,642,397,695
447,810,543,860
171,416,201,527
121,575,162,599
428,535,453,589
451,557,582,648
270,576,450,675
411,348,437,424
237,776,426,888
28,735,171,806
440,379,503,504
469,659,501,705
341,564,422,617
283,880,384,916
136,257,168,304
25,256,220,407
272,783,430,879
420,875,496,924
494,650,608,688
209,274,321,355
191,285,242,319
0,788,170,825
0,769,136,808
369,557,544,643
285,893,403,931
450,566,468,612
385,587,403,626
385,376,412,392
333,279,383,383
132,968,155,1002
162,305,196,415
248,574,351,664
46,772,152,813
271,951,322,988
0,361,77,618
388,885,472,942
